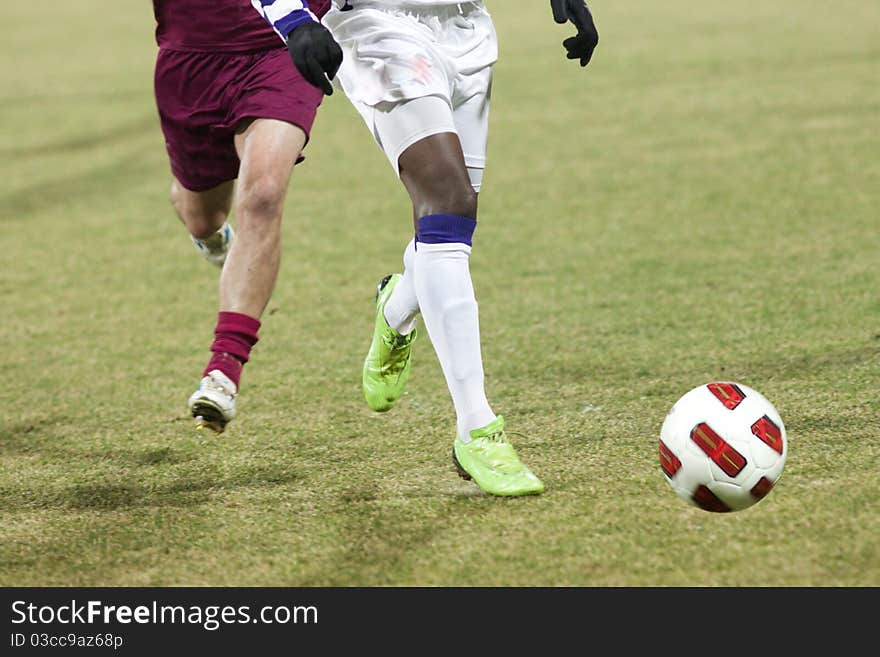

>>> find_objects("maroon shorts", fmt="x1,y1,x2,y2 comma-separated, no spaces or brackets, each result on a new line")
155,47,323,192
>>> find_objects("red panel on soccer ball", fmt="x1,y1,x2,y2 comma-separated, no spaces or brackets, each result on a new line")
751,415,784,454
659,440,682,478
692,485,732,513
750,477,775,500
690,423,747,477
706,382,746,410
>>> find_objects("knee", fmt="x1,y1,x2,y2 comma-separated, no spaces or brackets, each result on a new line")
398,132,480,219
235,177,287,225
414,180,478,220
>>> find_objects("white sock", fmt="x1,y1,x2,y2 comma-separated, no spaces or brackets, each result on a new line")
383,238,420,335
413,241,496,441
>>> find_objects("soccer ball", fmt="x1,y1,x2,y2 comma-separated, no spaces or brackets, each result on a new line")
659,382,787,512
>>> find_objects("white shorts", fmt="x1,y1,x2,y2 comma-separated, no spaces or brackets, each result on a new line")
323,1,497,190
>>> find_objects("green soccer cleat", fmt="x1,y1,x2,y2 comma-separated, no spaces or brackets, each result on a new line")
362,273,417,412
453,416,545,496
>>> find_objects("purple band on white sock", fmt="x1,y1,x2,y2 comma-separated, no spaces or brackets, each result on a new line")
416,214,476,247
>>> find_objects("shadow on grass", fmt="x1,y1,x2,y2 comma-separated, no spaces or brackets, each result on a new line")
0,415,199,467
1,461,302,511
293,483,524,585
1,152,156,217
0,417,72,456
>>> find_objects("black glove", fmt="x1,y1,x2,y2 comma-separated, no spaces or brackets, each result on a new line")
286,21,343,95
550,0,599,67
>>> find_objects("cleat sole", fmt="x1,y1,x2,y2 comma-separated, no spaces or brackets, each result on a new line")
452,448,472,481
375,274,393,302
191,403,227,434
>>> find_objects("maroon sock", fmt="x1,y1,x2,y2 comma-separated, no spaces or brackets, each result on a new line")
203,311,261,387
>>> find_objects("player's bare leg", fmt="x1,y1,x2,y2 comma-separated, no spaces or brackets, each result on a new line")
220,118,304,318
189,118,307,432
395,132,543,496
170,179,236,267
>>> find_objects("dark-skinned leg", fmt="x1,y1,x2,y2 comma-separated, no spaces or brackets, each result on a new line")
379,133,477,341
397,132,495,442
399,132,477,223
369,130,474,343
394,131,543,494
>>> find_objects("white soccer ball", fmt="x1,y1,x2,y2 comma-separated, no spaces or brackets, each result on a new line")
659,382,787,512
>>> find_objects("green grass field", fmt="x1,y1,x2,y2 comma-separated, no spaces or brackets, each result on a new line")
2,1,878,586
